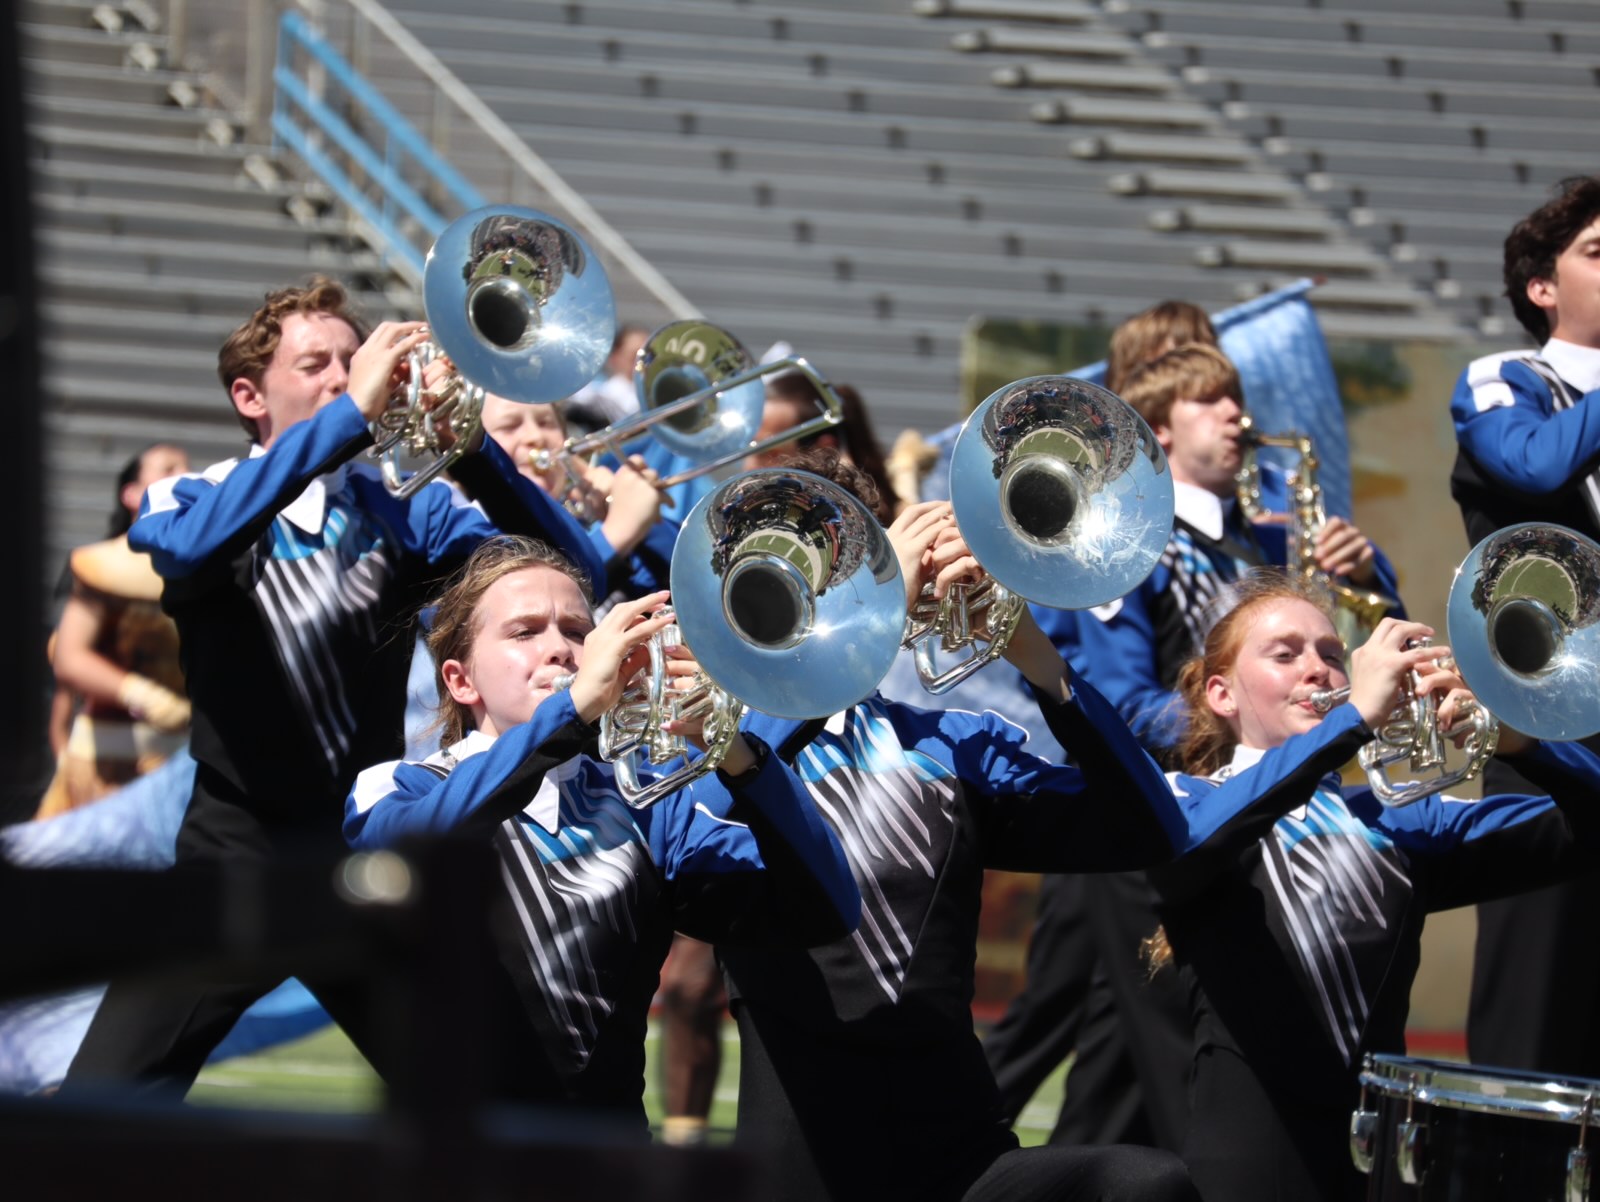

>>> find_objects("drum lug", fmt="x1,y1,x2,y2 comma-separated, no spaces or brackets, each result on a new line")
1350,1107,1378,1174
1397,1119,1429,1186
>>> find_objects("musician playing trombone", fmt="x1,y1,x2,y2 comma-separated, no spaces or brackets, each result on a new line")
343,535,859,1126
60,278,605,1099
720,449,1200,1202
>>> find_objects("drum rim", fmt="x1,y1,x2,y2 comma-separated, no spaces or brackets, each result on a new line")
1361,1054,1600,1126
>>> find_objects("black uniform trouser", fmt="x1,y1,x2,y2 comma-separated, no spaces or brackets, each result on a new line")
1467,755,1600,1079
985,872,1193,1153
985,873,1094,1123
58,767,556,1105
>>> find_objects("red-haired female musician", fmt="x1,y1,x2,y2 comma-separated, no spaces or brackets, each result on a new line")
1150,572,1600,1200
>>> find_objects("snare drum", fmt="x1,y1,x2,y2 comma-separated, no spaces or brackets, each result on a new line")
1350,1054,1596,1201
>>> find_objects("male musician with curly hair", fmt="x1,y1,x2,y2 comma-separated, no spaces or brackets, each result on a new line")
1450,174,1600,1080
60,277,603,1096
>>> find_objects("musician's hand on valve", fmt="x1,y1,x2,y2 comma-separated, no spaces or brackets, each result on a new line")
658,645,758,773
1347,618,1444,729
569,590,675,725
1314,517,1378,585
886,500,956,610
348,321,429,424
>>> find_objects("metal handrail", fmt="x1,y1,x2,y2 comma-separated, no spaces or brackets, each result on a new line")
269,0,698,317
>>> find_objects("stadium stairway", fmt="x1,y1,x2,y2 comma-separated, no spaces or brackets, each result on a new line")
19,0,413,577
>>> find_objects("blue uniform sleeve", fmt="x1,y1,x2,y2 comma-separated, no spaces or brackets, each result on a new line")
1067,577,1188,753
934,680,1184,871
1153,705,1373,903
130,396,372,578
343,690,594,847
651,739,860,945
1452,355,1600,495
1371,738,1600,911
444,434,606,590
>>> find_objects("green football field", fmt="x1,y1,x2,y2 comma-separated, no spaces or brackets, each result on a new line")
190,1022,1071,1146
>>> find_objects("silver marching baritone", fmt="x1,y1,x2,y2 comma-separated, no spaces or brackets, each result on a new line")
1235,413,1398,647
906,375,1176,693
598,468,906,807
1303,522,1600,807
1304,636,1499,807
369,204,617,498
1447,522,1600,742
531,319,845,501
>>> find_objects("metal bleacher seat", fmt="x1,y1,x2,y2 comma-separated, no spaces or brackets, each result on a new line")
22,0,412,572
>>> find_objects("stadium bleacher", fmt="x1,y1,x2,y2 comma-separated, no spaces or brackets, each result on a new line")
23,0,1600,571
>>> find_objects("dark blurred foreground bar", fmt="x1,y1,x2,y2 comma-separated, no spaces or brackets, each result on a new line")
0,842,762,1202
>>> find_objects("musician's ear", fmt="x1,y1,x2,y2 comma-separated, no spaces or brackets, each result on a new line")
1526,274,1558,316
1206,673,1236,719
441,659,479,707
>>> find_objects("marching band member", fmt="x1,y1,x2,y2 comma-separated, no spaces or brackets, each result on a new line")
61,278,603,1098
1451,174,1600,1078
1150,573,1600,1201
991,343,1404,1153
345,535,859,1128
722,450,1199,1202
480,390,673,601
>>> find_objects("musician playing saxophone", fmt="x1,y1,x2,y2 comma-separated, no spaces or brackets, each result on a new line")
1069,343,1404,754
1013,343,1405,1156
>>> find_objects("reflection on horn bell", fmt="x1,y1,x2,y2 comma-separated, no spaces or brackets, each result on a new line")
532,320,846,498
904,375,1172,694
673,468,904,720
1447,522,1600,742
950,375,1174,611
597,468,903,807
371,204,616,497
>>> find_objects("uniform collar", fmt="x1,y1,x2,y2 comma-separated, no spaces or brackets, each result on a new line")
250,441,349,535
1540,339,1600,395
445,729,580,835
1173,479,1239,542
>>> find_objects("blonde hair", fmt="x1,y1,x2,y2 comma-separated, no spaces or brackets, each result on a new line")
1106,301,1218,394
1119,343,1242,433
423,536,593,747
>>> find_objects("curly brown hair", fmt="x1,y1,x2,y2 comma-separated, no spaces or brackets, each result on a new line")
772,444,892,525
1503,176,1600,343
217,276,368,441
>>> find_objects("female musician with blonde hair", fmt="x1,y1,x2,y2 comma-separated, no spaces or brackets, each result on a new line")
1151,571,1600,1201
345,534,858,1126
